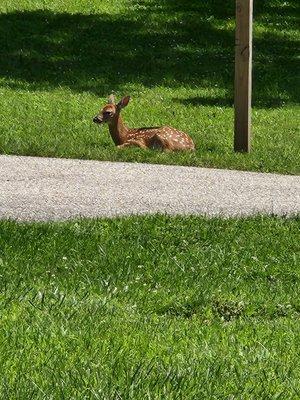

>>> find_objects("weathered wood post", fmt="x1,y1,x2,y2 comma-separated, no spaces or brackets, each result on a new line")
234,0,253,152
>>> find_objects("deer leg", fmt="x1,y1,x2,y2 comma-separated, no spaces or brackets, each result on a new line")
117,139,148,149
149,134,172,152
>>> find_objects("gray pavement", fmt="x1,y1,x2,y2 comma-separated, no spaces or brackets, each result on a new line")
0,155,299,221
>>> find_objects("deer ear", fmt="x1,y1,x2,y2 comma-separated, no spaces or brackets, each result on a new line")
117,96,131,109
108,94,115,104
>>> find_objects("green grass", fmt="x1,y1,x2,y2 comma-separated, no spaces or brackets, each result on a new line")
0,0,299,173
0,215,299,398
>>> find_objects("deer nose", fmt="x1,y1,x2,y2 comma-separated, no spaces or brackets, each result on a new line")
93,116,101,123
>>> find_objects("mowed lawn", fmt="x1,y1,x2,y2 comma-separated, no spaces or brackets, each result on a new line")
1,1,299,398
0,0,299,173
0,215,299,398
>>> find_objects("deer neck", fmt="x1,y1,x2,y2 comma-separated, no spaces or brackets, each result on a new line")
108,114,128,145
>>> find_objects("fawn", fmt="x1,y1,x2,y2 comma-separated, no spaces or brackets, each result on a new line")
93,95,195,151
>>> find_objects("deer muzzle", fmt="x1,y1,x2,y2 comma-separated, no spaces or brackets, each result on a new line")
93,116,103,124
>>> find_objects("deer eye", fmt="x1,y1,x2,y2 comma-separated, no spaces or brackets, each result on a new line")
103,111,112,117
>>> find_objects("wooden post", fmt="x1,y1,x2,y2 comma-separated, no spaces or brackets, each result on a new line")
234,0,253,152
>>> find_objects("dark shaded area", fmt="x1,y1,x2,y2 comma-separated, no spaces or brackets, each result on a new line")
0,0,298,107
0,9,233,94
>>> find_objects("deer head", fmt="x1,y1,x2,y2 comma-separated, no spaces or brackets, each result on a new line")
93,95,131,125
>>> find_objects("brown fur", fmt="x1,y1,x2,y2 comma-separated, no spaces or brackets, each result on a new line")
93,95,195,151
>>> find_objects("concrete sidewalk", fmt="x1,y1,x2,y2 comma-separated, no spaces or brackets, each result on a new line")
0,155,299,221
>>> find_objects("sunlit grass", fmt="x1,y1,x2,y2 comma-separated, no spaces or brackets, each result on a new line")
0,215,299,398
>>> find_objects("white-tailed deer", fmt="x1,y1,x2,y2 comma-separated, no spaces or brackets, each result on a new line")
93,95,195,151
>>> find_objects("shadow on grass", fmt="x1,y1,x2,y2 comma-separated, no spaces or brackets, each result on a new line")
0,0,298,107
